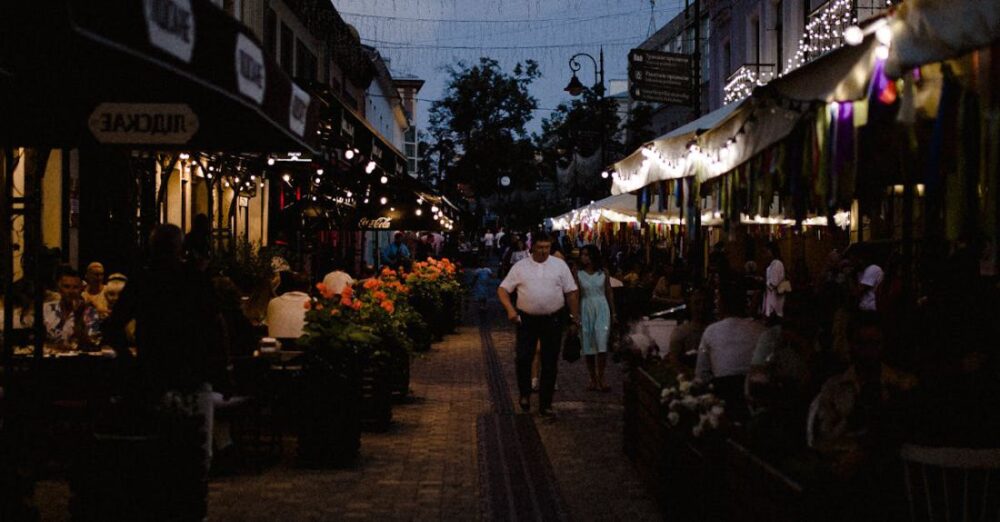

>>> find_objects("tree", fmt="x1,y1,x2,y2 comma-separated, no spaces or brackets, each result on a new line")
427,58,542,226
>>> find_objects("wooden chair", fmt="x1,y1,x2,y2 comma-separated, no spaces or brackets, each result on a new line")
900,444,1000,522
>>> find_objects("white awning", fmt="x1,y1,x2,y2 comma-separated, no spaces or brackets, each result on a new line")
885,0,1000,78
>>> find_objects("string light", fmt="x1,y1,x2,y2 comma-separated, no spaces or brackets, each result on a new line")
380,175,388,184
365,161,377,174
316,168,324,175
344,149,355,160
380,196,388,205
267,157,275,166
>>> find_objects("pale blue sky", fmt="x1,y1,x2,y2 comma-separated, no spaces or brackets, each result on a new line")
331,0,684,133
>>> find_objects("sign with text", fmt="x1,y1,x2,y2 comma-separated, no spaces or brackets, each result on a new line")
235,33,265,104
88,103,199,144
359,217,392,229
628,49,693,106
144,0,195,63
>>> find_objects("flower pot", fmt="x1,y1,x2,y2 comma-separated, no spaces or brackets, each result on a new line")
296,353,362,467
389,345,411,398
360,356,393,432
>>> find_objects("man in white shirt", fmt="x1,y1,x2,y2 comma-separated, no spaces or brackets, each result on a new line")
857,263,883,313
321,260,353,296
498,231,580,415
265,272,311,340
483,230,496,258
696,285,765,416
763,243,786,318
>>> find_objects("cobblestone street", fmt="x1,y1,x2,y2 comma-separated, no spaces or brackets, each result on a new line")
205,304,661,520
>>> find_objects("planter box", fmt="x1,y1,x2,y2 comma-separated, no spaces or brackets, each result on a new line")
360,357,393,432
389,346,411,399
296,354,362,467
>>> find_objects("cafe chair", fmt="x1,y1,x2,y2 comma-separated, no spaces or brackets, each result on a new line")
900,444,1000,522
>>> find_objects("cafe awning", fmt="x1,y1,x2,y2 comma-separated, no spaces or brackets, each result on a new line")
885,0,1000,78
0,0,320,153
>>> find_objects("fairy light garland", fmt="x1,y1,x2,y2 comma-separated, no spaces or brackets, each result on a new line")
785,0,856,74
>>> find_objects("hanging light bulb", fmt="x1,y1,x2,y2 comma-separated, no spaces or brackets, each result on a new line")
365,161,376,174
267,157,275,166
282,173,291,183
250,175,256,181
416,209,423,216
346,191,352,198
314,178,321,185
179,153,190,160
344,149,355,160
843,25,863,46
364,197,370,204
380,175,388,184
601,171,609,179
431,205,439,213
316,168,324,175
379,196,387,205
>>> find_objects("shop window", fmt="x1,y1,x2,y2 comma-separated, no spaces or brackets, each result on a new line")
264,8,277,57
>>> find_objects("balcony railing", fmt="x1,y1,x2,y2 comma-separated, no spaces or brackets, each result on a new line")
723,63,776,105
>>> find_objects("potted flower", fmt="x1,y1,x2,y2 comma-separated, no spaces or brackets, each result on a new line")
405,258,461,339
296,284,379,466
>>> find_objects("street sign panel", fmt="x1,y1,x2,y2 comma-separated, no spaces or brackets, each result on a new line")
628,49,693,106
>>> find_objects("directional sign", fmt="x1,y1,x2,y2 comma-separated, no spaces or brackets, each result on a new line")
628,48,693,106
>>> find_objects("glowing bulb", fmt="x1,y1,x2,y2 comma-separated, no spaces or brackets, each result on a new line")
380,197,387,205
431,205,439,213
346,191,352,198
875,45,889,60
250,175,256,181
344,149,355,160
364,198,369,204
179,153,190,160
843,25,863,46
311,195,316,201
601,171,609,179
314,178,321,185
417,198,424,205
416,209,423,216
267,158,275,166
282,174,291,183
390,207,395,212
380,175,388,184
316,168,323,175
365,161,376,174
876,24,892,46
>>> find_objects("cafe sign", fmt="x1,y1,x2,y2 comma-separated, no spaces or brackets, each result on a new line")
88,103,199,144
144,0,195,63
235,33,265,104
359,217,392,229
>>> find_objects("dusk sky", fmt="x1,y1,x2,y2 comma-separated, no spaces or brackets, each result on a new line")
332,0,685,134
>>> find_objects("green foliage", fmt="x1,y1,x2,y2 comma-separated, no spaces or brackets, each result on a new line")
210,238,288,292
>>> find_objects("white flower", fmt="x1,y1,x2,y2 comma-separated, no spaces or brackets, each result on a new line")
660,388,670,399
681,396,699,409
707,413,720,429
668,412,680,426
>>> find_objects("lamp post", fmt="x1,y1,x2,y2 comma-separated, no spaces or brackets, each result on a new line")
564,48,606,207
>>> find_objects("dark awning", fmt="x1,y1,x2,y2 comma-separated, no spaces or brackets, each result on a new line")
0,0,320,153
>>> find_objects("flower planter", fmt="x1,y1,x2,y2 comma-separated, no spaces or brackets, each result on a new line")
360,356,393,432
389,345,411,399
296,353,362,467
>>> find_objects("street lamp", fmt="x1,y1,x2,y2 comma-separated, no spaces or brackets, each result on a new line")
565,48,608,206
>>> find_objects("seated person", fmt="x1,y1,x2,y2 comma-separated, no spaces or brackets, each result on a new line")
264,271,311,341
43,265,101,349
82,261,110,318
808,317,916,478
696,284,765,414
667,288,710,369
747,292,815,412
103,273,128,312
321,261,353,296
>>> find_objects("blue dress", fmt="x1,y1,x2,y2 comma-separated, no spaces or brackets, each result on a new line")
578,270,611,355
472,268,494,302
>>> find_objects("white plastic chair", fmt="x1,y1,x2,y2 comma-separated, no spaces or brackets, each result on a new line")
900,444,1000,522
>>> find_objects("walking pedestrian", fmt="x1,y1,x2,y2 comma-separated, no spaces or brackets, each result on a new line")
763,242,786,318
497,231,580,416
576,245,615,392
483,229,496,259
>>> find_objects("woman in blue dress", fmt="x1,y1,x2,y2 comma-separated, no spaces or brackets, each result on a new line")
576,245,616,391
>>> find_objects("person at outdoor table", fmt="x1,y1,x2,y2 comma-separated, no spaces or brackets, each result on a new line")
696,284,765,415
853,247,883,315
762,242,786,318
667,288,710,368
576,245,615,392
43,265,101,349
321,260,353,296
497,231,580,416
82,261,110,318
381,232,411,269
264,271,311,340
102,224,226,521
807,317,916,480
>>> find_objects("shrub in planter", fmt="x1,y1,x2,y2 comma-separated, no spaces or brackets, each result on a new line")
296,285,379,467
405,258,460,338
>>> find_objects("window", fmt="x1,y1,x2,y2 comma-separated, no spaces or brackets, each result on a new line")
749,14,761,63
280,22,293,72
722,41,731,78
700,15,710,81
295,39,317,82
774,0,784,68
264,8,277,57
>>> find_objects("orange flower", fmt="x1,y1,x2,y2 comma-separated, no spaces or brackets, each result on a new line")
380,300,395,314
341,285,354,298
329,308,340,316
315,282,335,300
303,300,312,310
381,267,395,277
340,296,353,307
364,279,381,290
441,258,450,264
373,291,388,301
352,301,363,311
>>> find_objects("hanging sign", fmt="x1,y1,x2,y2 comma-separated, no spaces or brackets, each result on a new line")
144,0,196,63
628,49,693,106
359,217,392,229
88,103,199,144
289,83,310,137
235,33,265,104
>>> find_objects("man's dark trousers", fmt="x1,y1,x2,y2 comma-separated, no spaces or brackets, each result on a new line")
515,311,563,410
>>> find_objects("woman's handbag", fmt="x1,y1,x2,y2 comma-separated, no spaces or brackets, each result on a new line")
562,331,582,363
776,279,793,295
